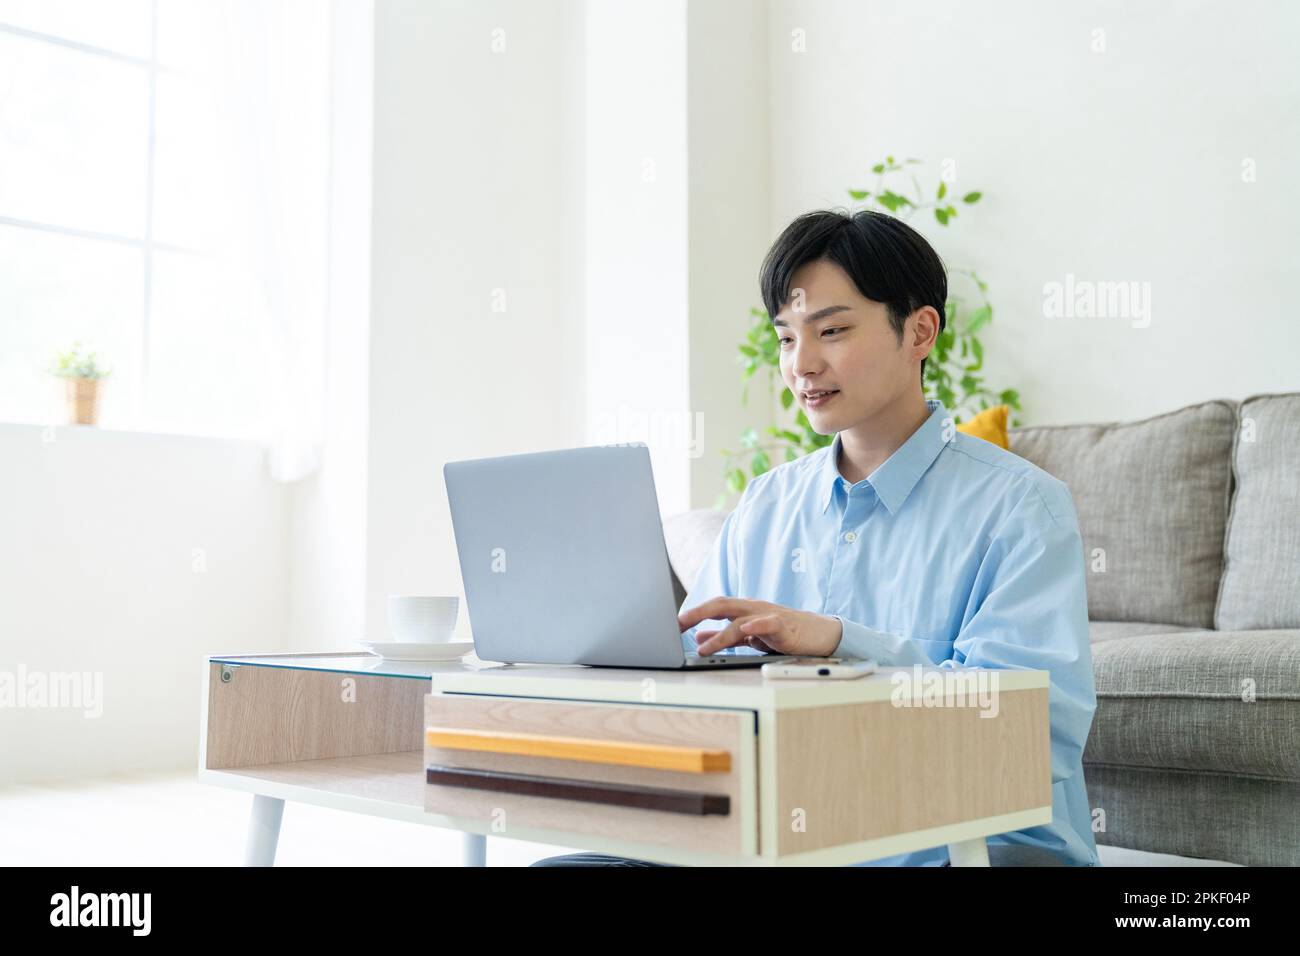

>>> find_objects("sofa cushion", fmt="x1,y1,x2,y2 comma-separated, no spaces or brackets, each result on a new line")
1087,629,1300,781
1010,400,1237,627
955,404,1008,448
1088,621,1197,644
1216,392,1300,630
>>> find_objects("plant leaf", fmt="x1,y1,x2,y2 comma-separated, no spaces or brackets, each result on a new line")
876,190,911,212
965,305,992,335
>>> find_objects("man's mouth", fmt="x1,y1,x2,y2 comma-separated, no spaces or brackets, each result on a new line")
802,389,840,408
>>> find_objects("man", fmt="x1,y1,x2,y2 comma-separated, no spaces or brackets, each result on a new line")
533,209,1100,867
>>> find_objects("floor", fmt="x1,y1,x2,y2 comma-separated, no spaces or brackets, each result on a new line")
0,771,1241,867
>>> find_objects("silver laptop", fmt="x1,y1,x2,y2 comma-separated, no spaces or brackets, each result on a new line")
444,443,793,669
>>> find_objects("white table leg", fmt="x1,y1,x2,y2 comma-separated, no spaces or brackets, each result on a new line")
245,795,285,867
947,836,990,867
462,833,487,867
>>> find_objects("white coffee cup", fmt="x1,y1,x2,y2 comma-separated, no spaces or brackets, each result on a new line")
388,595,459,643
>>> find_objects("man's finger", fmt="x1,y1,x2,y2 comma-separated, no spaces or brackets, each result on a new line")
741,614,782,639
706,614,790,656
696,614,762,655
741,614,790,652
678,597,761,631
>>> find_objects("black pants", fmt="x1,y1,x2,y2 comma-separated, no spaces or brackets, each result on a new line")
529,845,1071,866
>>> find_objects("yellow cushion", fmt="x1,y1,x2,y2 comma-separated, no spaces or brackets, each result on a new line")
955,404,1009,449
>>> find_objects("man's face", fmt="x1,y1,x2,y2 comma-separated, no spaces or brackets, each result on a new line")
773,259,926,434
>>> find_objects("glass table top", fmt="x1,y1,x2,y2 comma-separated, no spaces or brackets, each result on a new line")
209,652,505,680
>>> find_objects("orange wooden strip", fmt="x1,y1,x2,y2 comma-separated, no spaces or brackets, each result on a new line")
424,726,731,773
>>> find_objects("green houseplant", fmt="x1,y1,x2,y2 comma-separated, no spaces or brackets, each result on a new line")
49,342,111,426
718,156,1023,506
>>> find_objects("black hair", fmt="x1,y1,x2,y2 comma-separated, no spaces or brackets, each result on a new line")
758,208,947,384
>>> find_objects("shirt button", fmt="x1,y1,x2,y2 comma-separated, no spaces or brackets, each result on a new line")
843,531,857,543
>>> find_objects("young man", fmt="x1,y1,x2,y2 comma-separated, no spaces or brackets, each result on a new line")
533,209,1099,867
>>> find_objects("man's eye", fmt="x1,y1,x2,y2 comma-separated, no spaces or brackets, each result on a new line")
780,328,841,345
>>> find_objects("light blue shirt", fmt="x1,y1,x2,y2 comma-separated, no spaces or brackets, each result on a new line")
680,398,1100,866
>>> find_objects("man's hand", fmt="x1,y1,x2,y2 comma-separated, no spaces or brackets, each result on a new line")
678,598,843,657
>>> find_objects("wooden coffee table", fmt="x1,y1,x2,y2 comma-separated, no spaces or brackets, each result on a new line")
199,652,1052,866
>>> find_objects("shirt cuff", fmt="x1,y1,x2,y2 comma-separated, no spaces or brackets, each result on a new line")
831,616,936,667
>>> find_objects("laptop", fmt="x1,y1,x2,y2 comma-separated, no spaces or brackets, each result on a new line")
444,443,795,669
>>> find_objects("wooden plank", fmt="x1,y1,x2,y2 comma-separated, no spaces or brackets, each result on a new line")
426,765,731,815
773,688,1052,854
205,663,427,769
424,726,731,773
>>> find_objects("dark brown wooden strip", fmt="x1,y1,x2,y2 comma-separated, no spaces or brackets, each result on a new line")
426,764,730,816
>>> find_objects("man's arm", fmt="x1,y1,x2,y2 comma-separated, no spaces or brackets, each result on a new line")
833,484,1096,784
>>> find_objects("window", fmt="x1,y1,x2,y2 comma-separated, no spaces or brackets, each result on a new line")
0,0,330,446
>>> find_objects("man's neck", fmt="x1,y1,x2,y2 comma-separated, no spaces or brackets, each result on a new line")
836,392,932,485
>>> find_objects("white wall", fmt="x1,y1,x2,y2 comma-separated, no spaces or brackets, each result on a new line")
286,0,374,652
0,424,287,783
767,0,1300,425
366,0,588,643
687,0,772,509
583,0,691,516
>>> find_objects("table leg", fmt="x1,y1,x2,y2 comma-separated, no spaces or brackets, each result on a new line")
462,833,487,867
947,836,991,866
245,794,285,867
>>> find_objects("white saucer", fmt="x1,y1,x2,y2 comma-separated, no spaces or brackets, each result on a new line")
359,640,473,662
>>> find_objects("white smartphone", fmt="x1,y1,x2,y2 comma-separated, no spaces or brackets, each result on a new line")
761,657,878,680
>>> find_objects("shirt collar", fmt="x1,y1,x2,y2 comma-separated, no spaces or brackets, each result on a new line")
820,399,952,516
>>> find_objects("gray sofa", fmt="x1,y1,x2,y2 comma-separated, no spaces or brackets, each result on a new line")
663,392,1300,866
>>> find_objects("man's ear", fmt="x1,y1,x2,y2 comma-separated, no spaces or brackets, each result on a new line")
910,305,942,359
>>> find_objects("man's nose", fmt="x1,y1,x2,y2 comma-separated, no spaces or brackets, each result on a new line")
791,338,824,379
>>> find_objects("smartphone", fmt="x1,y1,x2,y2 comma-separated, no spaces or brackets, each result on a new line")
761,657,878,680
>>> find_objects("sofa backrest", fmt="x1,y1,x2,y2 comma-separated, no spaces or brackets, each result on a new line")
1215,392,1300,630
1009,400,1237,627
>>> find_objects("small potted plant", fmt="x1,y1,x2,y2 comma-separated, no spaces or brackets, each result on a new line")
50,342,111,426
